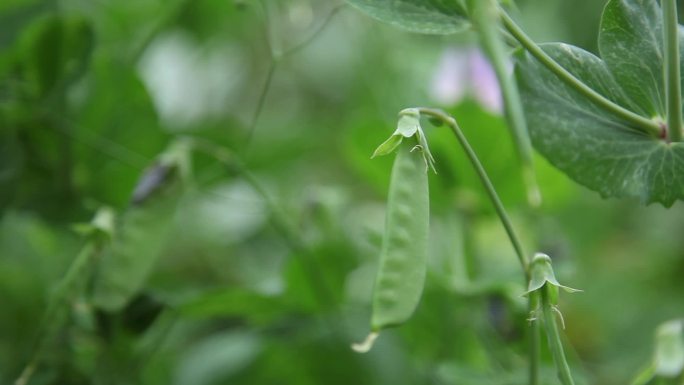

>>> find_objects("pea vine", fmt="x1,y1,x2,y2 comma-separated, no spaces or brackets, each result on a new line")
6,1,683,384
347,0,684,384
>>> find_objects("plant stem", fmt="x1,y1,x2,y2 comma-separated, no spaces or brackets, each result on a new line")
529,296,541,385
244,60,277,149
189,139,340,314
468,3,542,379
16,240,104,385
541,286,576,385
469,0,541,208
130,0,192,63
421,108,540,383
244,3,344,151
279,4,345,59
499,9,663,138
418,108,529,278
663,0,682,142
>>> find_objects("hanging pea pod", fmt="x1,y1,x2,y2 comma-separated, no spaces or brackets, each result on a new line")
91,140,191,312
353,109,433,353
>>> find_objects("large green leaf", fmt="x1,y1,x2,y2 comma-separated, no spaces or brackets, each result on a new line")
346,0,469,35
515,0,684,207
599,0,665,118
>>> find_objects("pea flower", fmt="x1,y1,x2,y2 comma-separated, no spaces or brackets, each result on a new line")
430,47,503,114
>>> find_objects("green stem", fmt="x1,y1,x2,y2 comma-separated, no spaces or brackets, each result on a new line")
466,6,542,375
421,107,539,382
541,286,576,385
189,139,340,314
244,60,277,149
129,0,192,63
16,240,103,385
499,9,663,138
529,294,541,385
418,108,529,278
470,0,541,208
663,0,682,142
279,4,345,59
244,3,343,151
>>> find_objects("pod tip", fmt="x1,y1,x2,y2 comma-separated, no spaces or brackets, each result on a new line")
351,331,380,353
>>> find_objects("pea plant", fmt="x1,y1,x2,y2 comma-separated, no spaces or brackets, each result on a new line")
347,0,684,384
4,0,684,384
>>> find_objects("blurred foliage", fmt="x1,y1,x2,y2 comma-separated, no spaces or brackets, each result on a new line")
1,0,684,385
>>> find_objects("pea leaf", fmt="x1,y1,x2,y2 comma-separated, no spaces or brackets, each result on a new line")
20,14,94,97
515,0,684,207
599,0,666,118
346,0,470,35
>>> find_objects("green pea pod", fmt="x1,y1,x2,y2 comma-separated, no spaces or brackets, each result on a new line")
91,141,189,311
354,123,430,352
372,138,429,329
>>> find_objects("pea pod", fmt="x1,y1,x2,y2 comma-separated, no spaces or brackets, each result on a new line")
91,140,190,311
353,109,432,352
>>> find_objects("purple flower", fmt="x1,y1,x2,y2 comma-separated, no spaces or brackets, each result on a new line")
430,47,503,114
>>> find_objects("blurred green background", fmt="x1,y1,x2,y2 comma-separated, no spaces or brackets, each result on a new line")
1,0,683,384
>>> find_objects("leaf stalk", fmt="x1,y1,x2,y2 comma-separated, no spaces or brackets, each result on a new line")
529,301,541,385
663,0,682,142
499,9,663,138
420,107,541,384
541,286,576,385
417,108,529,278
469,0,541,207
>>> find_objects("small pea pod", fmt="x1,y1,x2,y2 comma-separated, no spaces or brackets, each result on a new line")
524,253,581,385
354,109,432,352
91,140,190,311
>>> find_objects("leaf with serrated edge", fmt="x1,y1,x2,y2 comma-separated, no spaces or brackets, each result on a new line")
515,0,684,207
346,0,469,35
